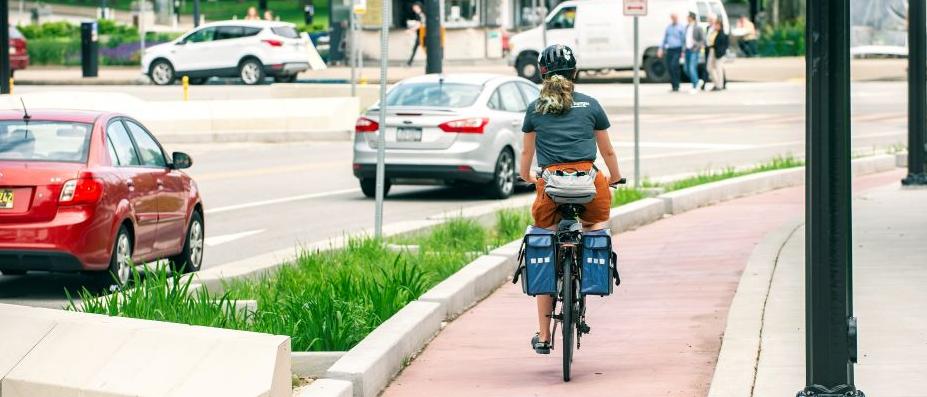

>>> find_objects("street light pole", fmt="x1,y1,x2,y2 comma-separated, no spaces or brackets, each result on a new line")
632,15,640,188
799,0,864,396
424,0,442,74
0,0,10,95
904,0,927,186
374,0,389,238
193,0,201,27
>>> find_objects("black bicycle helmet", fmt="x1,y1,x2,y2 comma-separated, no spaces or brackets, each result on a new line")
538,44,577,79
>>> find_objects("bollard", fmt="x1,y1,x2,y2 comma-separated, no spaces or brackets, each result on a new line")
8,78,13,96
182,75,189,101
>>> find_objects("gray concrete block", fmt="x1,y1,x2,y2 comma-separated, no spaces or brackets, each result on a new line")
291,352,345,378
295,379,353,397
608,198,666,233
325,301,443,397
0,314,56,394
659,168,804,215
850,154,897,176
0,303,291,397
418,255,510,319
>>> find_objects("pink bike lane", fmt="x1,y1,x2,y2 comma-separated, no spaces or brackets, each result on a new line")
381,170,905,397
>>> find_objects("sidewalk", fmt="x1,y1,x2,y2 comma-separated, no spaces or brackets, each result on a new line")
746,181,927,396
379,170,903,396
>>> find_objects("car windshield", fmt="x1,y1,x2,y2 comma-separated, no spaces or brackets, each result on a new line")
385,83,483,108
0,121,93,163
271,26,300,39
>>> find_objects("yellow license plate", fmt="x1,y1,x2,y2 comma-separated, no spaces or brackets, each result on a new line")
0,190,13,209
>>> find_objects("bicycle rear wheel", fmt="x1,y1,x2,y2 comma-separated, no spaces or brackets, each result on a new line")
562,254,574,382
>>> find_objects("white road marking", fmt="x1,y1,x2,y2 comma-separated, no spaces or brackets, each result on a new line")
205,188,360,215
205,229,266,247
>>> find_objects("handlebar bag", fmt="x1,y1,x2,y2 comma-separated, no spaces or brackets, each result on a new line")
517,226,557,296
580,229,614,296
542,168,597,205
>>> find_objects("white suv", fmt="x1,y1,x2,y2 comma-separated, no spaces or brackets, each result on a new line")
142,20,311,85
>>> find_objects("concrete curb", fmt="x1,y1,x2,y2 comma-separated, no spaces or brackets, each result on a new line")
705,220,803,397
295,379,353,397
418,255,512,320
292,352,346,378
325,301,443,397
609,198,666,232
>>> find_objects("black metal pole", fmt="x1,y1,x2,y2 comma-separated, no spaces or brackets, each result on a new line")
258,0,268,13
904,0,927,185
424,0,442,74
193,0,201,27
749,0,758,22
799,0,864,396
0,0,10,94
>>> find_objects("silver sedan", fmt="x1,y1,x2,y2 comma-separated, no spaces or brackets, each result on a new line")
352,73,539,199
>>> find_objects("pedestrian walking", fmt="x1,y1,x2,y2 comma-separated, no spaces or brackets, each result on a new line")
657,13,686,92
406,2,425,67
244,6,260,20
736,16,758,57
304,3,315,25
683,12,705,93
706,18,729,91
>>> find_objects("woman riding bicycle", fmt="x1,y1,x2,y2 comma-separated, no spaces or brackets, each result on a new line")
519,44,623,354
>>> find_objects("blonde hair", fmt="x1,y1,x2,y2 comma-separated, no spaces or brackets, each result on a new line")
535,74,574,115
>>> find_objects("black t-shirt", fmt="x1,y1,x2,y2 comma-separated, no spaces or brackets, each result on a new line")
521,92,610,168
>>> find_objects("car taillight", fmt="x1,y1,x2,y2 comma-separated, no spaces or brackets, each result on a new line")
59,178,103,205
355,117,379,133
438,118,489,134
262,39,283,47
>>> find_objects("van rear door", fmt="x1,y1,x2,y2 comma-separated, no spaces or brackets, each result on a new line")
576,1,622,68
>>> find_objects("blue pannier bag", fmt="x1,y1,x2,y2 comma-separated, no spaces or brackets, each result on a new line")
516,226,557,296
581,229,618,296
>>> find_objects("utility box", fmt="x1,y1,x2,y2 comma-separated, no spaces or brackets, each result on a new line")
81,22,99,78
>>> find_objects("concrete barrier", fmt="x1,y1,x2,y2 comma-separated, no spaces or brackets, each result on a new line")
418,255,511,319
292,352,346,378
609,198,666,233
0,93,359,144
295,379,353,397
0,303,291,397
272,84,381,111
325,301,443,397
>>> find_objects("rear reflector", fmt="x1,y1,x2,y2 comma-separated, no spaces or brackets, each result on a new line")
439,118,489,134
355,117,379,133
457,165,474,172
262,39,284,47
59,178,103,205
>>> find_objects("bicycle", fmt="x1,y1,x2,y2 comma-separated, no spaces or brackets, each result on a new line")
515,177,626,382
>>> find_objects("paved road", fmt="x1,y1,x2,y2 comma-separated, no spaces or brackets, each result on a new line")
0,82,908,307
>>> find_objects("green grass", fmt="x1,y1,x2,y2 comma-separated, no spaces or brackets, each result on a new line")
70,214,530,352
612,187,647,207
661,154,804,192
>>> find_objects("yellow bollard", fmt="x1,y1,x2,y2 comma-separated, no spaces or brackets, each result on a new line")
8,78,13,96
182,75,189,101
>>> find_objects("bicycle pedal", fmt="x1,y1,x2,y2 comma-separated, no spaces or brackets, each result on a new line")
580,323,591,334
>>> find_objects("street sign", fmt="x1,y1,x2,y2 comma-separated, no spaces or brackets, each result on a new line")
623,0,647,16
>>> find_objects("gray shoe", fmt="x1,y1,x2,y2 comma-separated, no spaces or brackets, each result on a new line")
531,333,551,355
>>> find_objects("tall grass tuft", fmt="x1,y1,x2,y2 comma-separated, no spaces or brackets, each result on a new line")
495,208,533,242
612,187,647,207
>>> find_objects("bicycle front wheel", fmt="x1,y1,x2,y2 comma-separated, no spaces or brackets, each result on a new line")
562,254,574,382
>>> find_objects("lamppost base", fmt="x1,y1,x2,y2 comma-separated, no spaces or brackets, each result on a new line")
901,173,927,186
796,385,866,397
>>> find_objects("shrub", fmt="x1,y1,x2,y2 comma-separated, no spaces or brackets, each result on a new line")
27,38,80,65
758,19,805,57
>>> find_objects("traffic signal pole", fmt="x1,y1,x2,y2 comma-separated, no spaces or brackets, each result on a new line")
193,0,201,27
799,0,864,396
424,0,442,74
0,0,10,94
904,0,927,186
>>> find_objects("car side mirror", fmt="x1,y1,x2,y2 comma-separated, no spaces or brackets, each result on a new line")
176,40,186,46
172,151,192,169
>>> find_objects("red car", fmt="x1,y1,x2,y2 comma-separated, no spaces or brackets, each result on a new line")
0,110,204,286
9,26,29,74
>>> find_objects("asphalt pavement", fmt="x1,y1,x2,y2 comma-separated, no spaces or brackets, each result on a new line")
0,81,909,308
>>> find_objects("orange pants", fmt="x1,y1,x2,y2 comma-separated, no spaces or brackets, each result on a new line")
532,161,611,229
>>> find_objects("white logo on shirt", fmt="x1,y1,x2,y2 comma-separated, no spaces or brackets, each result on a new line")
572,102,590,108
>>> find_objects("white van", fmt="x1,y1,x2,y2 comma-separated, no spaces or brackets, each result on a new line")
508,0,730,83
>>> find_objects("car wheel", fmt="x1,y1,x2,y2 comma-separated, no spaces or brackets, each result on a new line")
486,149,516,199
169,211,205,273
239,59,265,85
0,269,26,276
516,53,541,83
95,226,133,287
274,74,298,83
150,59,176,85
360,178,391,198
643,56,669,83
